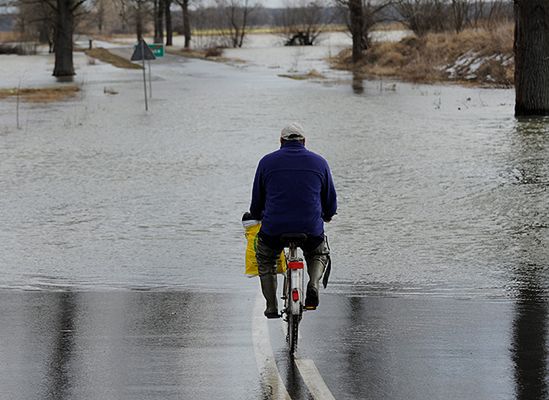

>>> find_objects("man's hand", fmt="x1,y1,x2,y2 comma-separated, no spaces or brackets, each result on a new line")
323,212,336,223
242,212,254,221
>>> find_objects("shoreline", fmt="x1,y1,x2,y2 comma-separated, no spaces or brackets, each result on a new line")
331,25,514,89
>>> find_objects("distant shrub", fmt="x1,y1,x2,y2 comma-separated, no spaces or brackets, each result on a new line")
0,42,37,55
0,44,18,54
205,47,223,57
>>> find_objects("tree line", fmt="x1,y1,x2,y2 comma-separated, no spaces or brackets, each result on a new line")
7,0,549,116
14,1,515,70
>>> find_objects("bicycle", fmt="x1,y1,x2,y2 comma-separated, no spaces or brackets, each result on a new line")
280,233,309,356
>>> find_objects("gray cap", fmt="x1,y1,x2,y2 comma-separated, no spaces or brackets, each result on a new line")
280,122,305,141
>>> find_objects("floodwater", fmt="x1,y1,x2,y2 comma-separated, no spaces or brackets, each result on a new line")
1,46,547,298
0,39,548,399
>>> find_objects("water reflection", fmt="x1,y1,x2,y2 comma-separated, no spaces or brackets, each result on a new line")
55,76,75,83
508,118,549,292
351,72,364,95
0,290,260,400
510,118,549,399
44,292,76,400
512,264,548,400
343,297,373,399
282,357,308,400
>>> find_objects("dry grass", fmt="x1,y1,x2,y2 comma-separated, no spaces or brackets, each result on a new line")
332,23,514,86
371,22,407,31
0,32,21,42
278,69,326,80
84,48,141,69
0,86,80,103
166,47,245,64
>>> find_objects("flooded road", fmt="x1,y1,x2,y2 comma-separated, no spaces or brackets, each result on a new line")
1,290,547,399
0,46,548,399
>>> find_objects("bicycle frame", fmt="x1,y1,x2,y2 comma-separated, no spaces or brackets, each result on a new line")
282,241,305,355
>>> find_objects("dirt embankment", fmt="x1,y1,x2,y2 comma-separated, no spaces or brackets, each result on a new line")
332,24,514,87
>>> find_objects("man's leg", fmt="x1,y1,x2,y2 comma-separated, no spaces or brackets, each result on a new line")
303,238,330,309
256,236,281,319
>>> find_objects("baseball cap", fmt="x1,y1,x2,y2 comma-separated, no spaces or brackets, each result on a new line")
280,122,305,141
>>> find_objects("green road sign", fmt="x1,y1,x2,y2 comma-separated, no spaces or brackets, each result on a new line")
148,43,164,57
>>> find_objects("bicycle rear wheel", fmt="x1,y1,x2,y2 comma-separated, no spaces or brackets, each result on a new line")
287,313,299,355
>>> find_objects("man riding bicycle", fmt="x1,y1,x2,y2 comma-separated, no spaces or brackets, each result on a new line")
248,123,337,318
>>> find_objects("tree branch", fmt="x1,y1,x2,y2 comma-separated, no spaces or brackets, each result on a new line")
71,0,87,12
38,0,57,11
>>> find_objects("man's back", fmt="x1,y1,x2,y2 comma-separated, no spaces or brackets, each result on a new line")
250,140,337,238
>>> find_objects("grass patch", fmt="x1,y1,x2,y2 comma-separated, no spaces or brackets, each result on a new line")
0,86,80,103
332,23,514,87
84,48,141,69
278,69,326,80
166,47,245,64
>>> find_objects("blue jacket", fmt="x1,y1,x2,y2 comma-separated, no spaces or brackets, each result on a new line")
250,141,337,237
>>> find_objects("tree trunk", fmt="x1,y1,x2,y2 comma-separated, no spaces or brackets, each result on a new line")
349,0,364,63
153,0,158,38
155,0,165,43
182,0,191,48
515,0,549,116
53,0,75,77
238,5,249,48
165,0,173,46
136,1,143,41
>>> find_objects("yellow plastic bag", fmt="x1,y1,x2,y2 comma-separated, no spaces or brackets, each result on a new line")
244,221,286,276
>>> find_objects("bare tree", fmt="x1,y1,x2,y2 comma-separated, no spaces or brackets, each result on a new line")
216,0,258,48
118,0,151,40
278,0,329,46
470,0,512,29
450,0,469,33
165,0,173,45
470,0,485,28
53,0,89,76
175,0,192,48
514,0,549,115
396,0,447,36
93,0,106,32
17,0,55,51
153,0,165,43
20,0,88,76
348,0,364,61
336,0,392,62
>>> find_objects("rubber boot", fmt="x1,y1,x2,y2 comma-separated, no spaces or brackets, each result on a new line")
260,274,279,318
305,258,326,310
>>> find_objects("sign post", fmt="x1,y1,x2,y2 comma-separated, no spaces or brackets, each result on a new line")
130,39,156,111
148,60,152,99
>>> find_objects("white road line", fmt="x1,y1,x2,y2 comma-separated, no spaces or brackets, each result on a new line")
294,358,337,400
253,293,292,400
255,293,336,400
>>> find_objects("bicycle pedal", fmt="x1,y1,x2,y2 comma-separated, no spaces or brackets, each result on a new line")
304,305,317,311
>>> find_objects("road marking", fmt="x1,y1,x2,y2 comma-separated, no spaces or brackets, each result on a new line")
253,292,337,400
294,358,337,400
253,293,292,400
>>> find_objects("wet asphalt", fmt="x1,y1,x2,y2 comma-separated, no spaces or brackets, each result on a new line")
1,288,547,400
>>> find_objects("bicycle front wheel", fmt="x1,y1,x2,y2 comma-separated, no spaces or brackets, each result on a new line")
287,313,299,355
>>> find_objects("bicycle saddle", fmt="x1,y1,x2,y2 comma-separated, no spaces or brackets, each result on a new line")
280,233,308,246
